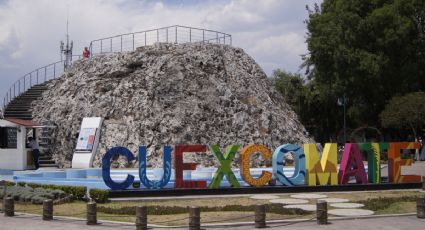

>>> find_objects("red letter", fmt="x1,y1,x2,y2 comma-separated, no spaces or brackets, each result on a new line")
338,143,367,184
174,145,207,188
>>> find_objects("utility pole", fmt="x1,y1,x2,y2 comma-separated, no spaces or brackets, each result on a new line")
60,7,73,70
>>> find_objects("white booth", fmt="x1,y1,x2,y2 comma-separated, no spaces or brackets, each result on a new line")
0,118,39,170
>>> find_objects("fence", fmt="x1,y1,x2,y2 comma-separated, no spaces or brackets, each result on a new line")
1,25,232,114
1,56,82,113
89,25,232,55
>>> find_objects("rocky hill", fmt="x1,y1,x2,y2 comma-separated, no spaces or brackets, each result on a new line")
33,43,314,168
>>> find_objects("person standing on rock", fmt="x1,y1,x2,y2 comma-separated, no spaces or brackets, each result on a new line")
83,47,90,58
28,137,40,170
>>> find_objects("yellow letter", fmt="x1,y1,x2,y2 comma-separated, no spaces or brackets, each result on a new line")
304,143,338,186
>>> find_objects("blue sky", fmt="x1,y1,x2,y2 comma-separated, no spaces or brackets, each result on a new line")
0,0,322,104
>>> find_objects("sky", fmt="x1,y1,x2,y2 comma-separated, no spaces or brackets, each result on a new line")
0,0,322,102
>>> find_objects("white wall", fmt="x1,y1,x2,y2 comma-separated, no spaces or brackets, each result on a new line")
0,120,29,170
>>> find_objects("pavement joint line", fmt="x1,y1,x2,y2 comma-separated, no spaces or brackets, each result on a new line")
10,211,421,228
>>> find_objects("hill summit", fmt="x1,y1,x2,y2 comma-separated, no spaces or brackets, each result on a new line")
33,43,313,168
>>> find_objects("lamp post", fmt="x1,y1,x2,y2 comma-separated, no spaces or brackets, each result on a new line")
337,94,348,143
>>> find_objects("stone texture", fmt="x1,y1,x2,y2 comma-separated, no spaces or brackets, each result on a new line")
269,198,309,204
290,193,328,199
249,195,280,200
32,43,313,168
328,209,374,216
330,203,365,208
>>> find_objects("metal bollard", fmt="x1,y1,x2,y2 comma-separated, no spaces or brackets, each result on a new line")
43,199,53,220
255,204,266,228
86,202,97,225
135,206,148,230
188,206,200,230
417,196,425,219
422,177,425,191
316,200,328,225
4,197,14,217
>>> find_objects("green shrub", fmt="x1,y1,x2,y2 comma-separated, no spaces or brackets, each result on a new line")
24,183,86,200
360,196,418,211
97,203,309,216
89,189,109,203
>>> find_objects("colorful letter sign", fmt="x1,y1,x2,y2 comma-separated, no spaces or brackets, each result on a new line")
388,142,421,183
240,144,272,187
272,144,306,186
209,145,240,188
174,145,208,188
139,146,172,189
338,143,368,184
304,143,338,186
102,147,135,190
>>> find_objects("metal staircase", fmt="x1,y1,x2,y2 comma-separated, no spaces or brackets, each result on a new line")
3,83,47,120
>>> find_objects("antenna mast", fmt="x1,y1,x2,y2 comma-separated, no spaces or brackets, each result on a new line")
60,6,73,70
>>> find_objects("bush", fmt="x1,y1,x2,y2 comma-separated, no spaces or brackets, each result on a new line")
17,182,26,187
360,196,418,211
89,189,109,203
97,203,310,216
26,183,86,200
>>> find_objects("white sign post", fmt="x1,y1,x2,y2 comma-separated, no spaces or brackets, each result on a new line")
72,117,103,168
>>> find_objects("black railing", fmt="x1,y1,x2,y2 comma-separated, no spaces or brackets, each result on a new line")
1,25,232,115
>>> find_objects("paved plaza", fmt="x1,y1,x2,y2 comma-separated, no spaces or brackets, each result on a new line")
0,213,424,230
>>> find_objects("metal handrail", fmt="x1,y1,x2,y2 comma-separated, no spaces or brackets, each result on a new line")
1,25,232,116
88,25,232,55
1,55,82,114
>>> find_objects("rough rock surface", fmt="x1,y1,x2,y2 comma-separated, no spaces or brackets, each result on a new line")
33,43,314,168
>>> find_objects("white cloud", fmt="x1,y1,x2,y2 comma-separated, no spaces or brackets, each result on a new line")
0,0,322,99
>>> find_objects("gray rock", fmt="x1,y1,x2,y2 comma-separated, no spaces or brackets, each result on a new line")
33,43,314,168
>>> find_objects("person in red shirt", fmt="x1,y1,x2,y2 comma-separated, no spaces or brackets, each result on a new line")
83,47,90,58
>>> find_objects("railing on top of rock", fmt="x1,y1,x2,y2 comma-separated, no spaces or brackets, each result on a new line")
1,56,82,115
1,25,232,115
88,25,232,55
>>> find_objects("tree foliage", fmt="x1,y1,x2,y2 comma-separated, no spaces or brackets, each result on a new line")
298,0,425,141
380,92,425,136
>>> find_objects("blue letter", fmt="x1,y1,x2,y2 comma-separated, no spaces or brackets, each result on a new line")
139,146,172,189
102,147,135,190
272,144,306,186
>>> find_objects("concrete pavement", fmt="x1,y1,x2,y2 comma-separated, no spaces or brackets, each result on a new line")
1,213,424,230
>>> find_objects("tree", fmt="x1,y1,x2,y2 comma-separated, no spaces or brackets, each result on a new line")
271,69,305,115
303,0,425,140
380,92,425,137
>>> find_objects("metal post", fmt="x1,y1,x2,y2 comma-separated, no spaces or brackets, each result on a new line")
343,94,347,143
216,32,218,44
133,34,135,51
87,202,97,225
18,81,20,95
202,30,205,42
30,73,32,87
175,26,177,44
36,69,39,84
100,40,103,54
166,27,168,43
157,29,159,43
4,197,14,217
189,28,192,42
188,206,200,230
13,85,15,98
255,204,266,228
120,36,123,52
24,76,26,91
110,38,113,52
44,67,47,81
316,200,328,225
43,199,53,221
135,206,147,230
418,196,425,218
53,63,56,78
0,180,6,213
